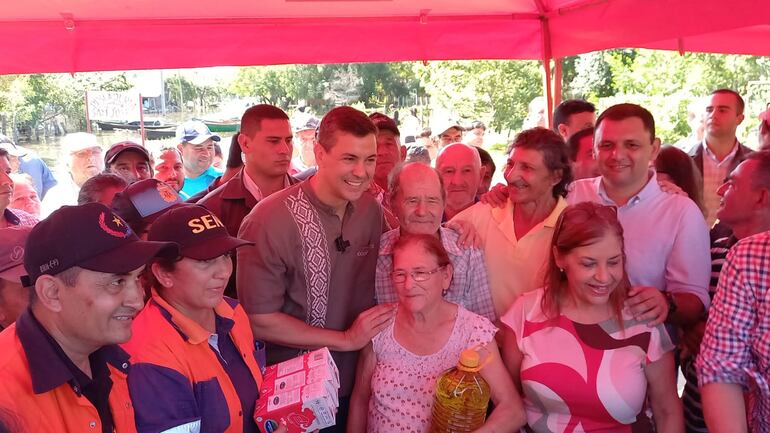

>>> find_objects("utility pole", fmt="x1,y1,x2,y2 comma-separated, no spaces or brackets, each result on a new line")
160,70,166,115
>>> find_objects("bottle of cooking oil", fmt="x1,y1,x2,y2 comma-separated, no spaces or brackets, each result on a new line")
428,348,491,433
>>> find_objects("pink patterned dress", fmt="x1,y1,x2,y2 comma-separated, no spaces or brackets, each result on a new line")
502,289,674,433
367,305,497,433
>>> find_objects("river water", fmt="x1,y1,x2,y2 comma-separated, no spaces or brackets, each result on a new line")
22,128,237,173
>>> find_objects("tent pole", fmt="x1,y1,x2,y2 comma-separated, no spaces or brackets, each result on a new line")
84,92,91,133
554,58,563,108
542,60,553,129
540,16,554,128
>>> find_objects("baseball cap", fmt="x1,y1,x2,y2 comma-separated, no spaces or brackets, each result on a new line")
62,132,101,154
294,117,320,133
0,135,27,157
0,226,32,283
148,204,253,261
405,145,431,163
105,141,151,165
175,120,221,145
369,113,400,136
111,179,183,232
433,120,464,137
23,203,178,285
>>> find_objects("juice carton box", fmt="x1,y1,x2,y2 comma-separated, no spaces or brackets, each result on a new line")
255,348,340,433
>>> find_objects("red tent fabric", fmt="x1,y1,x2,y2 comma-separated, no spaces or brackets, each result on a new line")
1,0,768,75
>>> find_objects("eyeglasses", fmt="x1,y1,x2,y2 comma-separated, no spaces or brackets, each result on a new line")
391,266,446,284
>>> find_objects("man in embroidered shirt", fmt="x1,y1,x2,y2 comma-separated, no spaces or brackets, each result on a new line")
199,105,298,298
375,162,495,321
568,103,710,329
0,203,176,433
682,151,770,432
689,89,753,227
237,106,396,432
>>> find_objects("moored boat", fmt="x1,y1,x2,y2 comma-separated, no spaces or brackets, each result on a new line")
145,126,177,140
196,118,239,132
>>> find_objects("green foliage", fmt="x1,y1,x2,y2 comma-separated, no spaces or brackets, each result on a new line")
2,50,768,146
165,74,226,112
420,60,542,133
230,63,420,114
597,50,770,144
230,66,294,107
0,72,134,133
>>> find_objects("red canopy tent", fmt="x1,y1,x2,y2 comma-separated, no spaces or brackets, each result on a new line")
3,0,768,74
1,0,768,118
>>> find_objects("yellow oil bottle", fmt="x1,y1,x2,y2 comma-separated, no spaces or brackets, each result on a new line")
428,349,491,433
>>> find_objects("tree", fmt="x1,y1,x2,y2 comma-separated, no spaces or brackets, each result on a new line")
229,62,420,115
602,50,770,144
0,72,135,138
230,66,294,107
164,74,226,113
419,60,542,134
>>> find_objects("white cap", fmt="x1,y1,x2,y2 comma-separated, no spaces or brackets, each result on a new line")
62,132,100,154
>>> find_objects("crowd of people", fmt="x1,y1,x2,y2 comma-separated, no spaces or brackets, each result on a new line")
0,88,769,433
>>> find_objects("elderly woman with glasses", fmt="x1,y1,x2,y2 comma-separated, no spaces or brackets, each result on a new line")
348,233,525,433
501,202,683,433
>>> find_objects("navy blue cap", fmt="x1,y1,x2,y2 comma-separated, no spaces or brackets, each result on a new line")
111,179,183,232
148,204,252,260
23,203,178,285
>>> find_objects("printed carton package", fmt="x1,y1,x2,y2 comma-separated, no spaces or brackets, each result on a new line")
255,348,340,433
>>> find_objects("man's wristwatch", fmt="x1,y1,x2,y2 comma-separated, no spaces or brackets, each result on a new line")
664,291,677,316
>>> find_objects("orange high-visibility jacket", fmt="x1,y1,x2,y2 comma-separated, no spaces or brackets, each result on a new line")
0,310,137,433
123,292,263,433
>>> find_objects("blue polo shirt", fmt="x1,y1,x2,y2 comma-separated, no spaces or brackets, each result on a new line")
181,166,222,197
19,155,58,199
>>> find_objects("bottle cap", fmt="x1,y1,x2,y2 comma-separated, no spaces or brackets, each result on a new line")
458,349,480,371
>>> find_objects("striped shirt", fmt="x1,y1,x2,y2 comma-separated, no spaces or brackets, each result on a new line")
697,230,770,433
700,139,739,228
682,235,735,433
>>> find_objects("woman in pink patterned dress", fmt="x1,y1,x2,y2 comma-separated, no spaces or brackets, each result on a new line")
347,233,525,433
501,202,684,433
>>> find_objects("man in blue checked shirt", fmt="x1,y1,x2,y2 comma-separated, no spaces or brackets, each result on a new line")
375,162,495,322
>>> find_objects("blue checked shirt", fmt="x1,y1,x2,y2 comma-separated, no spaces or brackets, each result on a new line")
697,230,770,433
5,208,37,227
375,226,496,322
